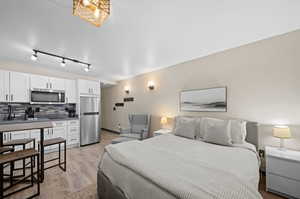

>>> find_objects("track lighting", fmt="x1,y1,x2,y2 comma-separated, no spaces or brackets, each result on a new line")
31,49,91,72
84,64,91,72
61,58,66,67
31,51,38,61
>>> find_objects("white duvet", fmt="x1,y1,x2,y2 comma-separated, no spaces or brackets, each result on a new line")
100,134,262,199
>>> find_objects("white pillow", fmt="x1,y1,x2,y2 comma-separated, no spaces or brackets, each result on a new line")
174,117,197,139
203,118,232,146
230,120,247,144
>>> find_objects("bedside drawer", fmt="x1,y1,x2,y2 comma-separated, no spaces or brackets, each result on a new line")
68,126,79,135
68,120,79,127
53,121,67,127
266,156,300,181
267,173,300,199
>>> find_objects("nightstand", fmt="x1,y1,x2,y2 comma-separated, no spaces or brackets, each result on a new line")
265,146,300,199
153,129,172,136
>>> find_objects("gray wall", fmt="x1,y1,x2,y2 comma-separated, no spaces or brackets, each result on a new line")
102,29,300,150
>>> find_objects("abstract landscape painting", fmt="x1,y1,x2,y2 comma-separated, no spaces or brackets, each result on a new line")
180,87,227,112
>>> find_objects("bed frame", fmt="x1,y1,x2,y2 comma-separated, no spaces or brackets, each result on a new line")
97,118,259,199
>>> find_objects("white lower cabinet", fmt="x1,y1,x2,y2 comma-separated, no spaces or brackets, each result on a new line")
67,120,80,146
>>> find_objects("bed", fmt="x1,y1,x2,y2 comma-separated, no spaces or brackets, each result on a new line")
97,117,262,199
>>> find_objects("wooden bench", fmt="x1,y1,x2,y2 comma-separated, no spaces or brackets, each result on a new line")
0,149,40,199
3,138,36,177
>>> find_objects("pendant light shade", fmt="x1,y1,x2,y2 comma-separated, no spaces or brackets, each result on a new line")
73,0,110,27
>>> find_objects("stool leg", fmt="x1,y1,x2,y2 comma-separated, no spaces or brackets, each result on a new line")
59,143,61,167
37,154,40,195
23,144,26,177
0,164,3,198
10,162,13,186
64,141,66,171
31,157,34,187
33,140,36,168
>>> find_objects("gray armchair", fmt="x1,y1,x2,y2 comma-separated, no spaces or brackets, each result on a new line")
112,114,151,144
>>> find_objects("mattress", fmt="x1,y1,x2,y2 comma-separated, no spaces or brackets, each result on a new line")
99,134,261,199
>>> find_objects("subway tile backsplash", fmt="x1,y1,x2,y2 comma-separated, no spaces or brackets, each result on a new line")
0,103,76,120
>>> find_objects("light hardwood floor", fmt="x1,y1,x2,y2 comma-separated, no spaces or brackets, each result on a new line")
7,131,285,199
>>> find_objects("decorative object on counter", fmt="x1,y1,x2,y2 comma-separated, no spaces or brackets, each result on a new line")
147,81,155,90
65,107,77,118
30,49,92,72
272,126,291,150
73,0,110,27
124,86,130,94
123,97,134,102
180,87,227,112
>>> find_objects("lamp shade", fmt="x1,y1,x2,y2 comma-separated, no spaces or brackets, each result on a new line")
160,117,168,125
273,126,291,139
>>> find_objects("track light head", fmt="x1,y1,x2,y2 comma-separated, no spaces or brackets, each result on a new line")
61,58,66,67
31,51,38,61
84,64,91,72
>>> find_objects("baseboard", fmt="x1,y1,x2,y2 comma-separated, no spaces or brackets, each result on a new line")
102,128,120,134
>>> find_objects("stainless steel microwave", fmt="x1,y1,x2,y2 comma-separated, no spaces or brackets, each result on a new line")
30,89,66,104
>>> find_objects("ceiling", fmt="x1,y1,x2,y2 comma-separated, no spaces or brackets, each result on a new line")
0,0,300,82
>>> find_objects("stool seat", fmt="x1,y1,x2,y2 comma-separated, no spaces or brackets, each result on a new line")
0,147,13,154
39,137,66,147
3,138,35,146
0,149,39,165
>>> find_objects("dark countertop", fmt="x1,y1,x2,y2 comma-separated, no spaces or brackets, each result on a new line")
0,118,54,132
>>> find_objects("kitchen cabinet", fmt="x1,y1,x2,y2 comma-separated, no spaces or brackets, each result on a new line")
50,77,65,90
0,70,29,103
10,72,29,102
0,70,9,102
78,79,100,96
30,75,65,90
30,75,49,89
65,79,77,103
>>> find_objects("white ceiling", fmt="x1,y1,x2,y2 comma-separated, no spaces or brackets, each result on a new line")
0,0,300,82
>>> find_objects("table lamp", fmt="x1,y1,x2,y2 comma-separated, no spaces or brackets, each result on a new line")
273,126,291,150
160,116,168,128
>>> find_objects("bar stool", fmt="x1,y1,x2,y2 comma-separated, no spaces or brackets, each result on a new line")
0,149,40,199
3,138,36,177
38,137,66,172
0,147,14,155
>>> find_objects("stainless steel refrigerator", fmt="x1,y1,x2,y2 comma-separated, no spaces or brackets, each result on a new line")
80,96,100,146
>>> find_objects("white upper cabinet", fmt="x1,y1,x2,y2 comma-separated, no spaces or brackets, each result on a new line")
49,77,65,90
65,79,77,103
30,75,65,90
78,79,100,96
10,72,29,102
0,70,29,103
30,75,49,89
0,70,10,102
